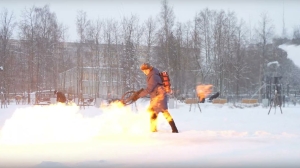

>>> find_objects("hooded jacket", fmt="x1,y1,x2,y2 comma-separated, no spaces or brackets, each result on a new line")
138,67,168,113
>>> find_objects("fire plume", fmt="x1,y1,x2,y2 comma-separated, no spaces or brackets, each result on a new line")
0,101,152,145
196,84,213,101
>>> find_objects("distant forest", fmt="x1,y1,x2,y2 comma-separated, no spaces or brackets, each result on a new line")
1,0,300,102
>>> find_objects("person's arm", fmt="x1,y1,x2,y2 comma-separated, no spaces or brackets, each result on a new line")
138,74,158,98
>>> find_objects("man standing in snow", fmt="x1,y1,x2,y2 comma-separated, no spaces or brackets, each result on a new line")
54,90,66,104
132,63,179,133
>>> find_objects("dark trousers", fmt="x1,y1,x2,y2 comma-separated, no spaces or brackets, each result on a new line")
149,110,178,133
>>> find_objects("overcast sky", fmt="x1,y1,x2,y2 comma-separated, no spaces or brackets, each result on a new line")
2,0,300,42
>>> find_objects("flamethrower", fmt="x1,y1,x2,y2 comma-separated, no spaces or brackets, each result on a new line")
119,89,144,106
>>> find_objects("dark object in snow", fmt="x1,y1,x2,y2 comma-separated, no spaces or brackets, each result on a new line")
54,90,66,103
208,92,220,101
200,97,205,103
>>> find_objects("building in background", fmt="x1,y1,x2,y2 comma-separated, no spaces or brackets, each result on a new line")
58,66,123,100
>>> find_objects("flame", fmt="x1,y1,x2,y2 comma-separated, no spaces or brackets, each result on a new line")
196,84,213,101
0,103,100,145
98,101,150,135
0,101,153,145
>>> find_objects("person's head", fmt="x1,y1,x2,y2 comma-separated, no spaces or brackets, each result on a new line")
140,63,153,75
54,90,57,94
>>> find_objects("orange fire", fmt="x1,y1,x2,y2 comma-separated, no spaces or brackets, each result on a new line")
98,101,150,135
196,84,213,101
0,101,154,145
0,102,161,167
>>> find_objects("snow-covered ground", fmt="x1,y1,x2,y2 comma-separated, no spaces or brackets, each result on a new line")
0,99,299,168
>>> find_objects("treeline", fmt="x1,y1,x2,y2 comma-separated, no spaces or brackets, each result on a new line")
1,0,300,102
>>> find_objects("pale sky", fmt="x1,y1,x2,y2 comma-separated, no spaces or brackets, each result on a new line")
1,0,300,42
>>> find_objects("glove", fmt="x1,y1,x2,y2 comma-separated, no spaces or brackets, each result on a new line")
131,93,139,102
131,89,144,102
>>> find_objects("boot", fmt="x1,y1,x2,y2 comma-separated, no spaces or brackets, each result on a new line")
169,120,179,133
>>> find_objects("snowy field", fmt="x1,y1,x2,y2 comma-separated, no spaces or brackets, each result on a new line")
0,100,300,168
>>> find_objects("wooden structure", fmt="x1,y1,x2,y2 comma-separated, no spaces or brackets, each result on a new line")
241,99,258,104
212,99,227,104
184,98,199,104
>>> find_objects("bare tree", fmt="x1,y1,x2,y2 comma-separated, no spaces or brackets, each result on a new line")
292,25,300,44
101,18,121,98
143,16,157,63
171,21,190,96
156,0,175,72
120,15,140,91
193,8,215,89
34,5,61,92
86,18,103,98
221,11,238,97
0,8,15,100
1,3,298,104
255,12,274,101
57,24,70,93
231,19,249,101
76,10,90,96
18,5,63,104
